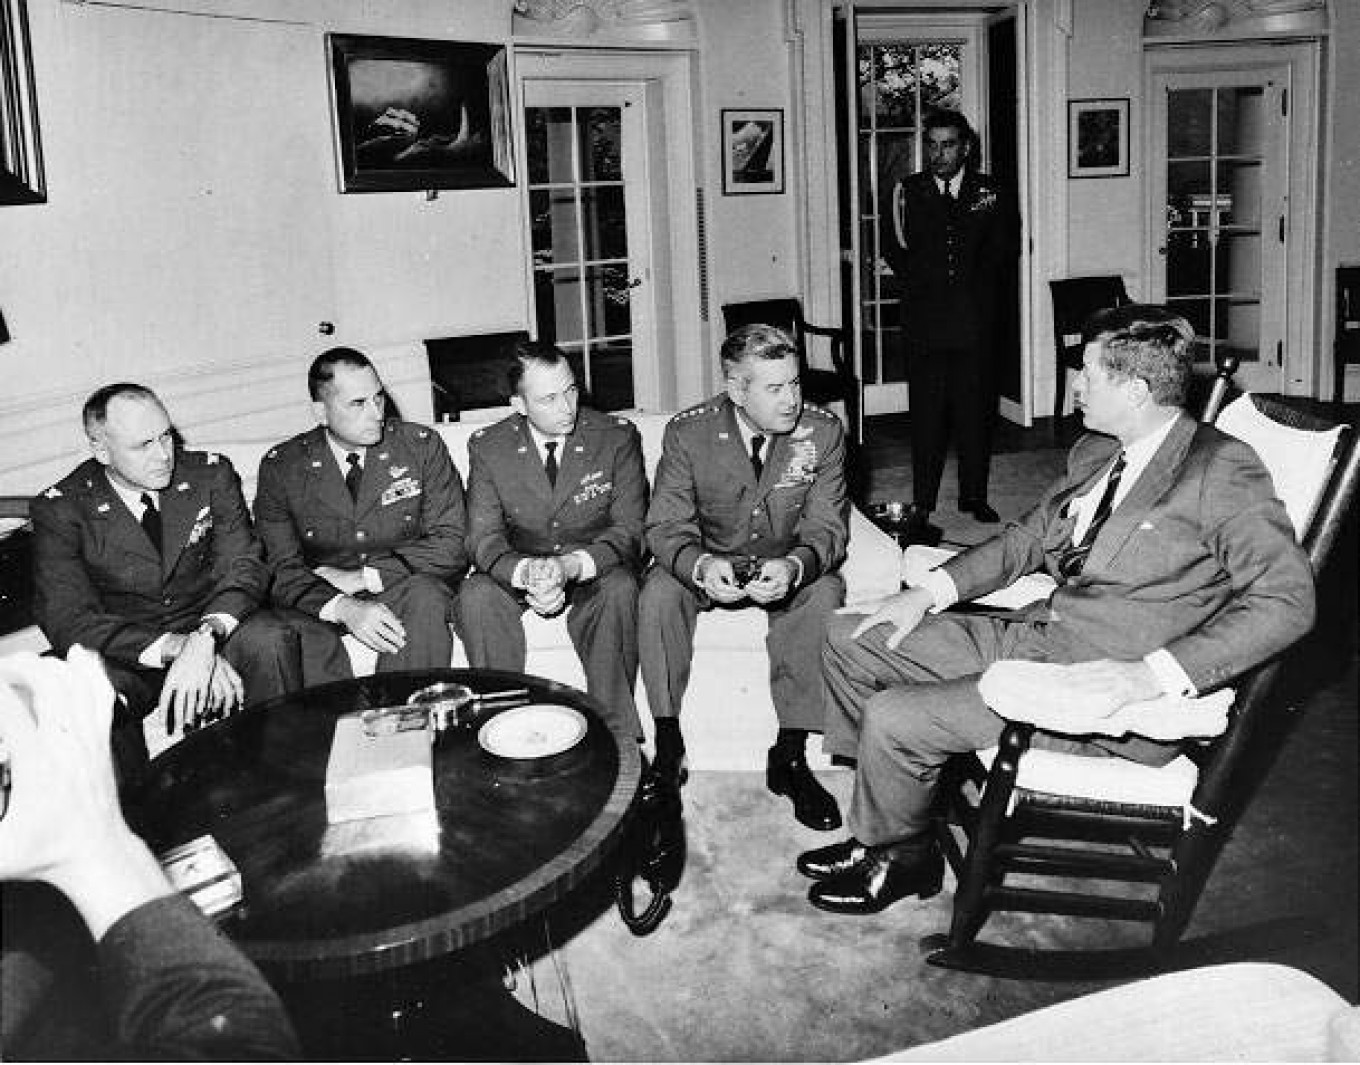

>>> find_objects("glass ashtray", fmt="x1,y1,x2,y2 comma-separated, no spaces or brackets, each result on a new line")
406,682,476,731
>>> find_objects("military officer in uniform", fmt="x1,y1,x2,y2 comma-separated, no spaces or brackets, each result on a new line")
881,108,1019,543
641,323,850,830
254,347,468,671
459,340,647,734
30,383,346,780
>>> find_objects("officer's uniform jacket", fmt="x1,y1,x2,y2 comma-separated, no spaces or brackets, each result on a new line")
254,420,468,616
645,396,849,592
466,407,647,585
881,168,1018,349
30,452,267,666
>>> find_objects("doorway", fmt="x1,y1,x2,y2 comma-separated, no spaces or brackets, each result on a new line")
1146,43,1321,394
516,50,703,411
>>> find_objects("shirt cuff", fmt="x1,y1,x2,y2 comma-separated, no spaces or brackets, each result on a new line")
572,550,597,582
363,566,383,594
1144,649,1197,698
139,635,173,668
784,555,804,587
319,594,344,623
202,612,238,639
916,567,960,612
691,552,714,584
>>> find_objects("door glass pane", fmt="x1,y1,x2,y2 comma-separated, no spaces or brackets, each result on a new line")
578,106,622,182
1217,297,1260,363
590,339,635,410
1166,231,1208,298
585,263,631,337
1217,160,1260,228
1168,89,1212,156
1216,233,1261,298
529,188,580,262
527,107,574,184
1168,296,1211,338
582,187,627,260
1216,86,1265,156
534,266,583,345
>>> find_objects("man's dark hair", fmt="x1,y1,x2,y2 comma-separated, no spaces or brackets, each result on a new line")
81,383,161,435
719,323,798,380
1084,303,1196,407
506,338,572,398
308,347,374,401
923,108,975,142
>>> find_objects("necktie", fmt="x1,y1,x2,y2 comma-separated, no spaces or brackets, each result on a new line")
544,441,559,487
140,493,162,554
750,434,766,480
1058,453,1127,579
344,452,362,501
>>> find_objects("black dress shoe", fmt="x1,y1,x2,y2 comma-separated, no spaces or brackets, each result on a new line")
901,505,943,547
959,499,1001,523
766,752,842,831
650,751,688,790
807,848,944,915
796,838,869,880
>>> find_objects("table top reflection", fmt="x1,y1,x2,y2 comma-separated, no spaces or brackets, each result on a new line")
129,668,641,982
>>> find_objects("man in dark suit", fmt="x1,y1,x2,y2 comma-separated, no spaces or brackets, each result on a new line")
30,382,344,774
254,347,468,672
641,324,850,830
459,340,647,734
881,109,1019,541
800,305,1316,914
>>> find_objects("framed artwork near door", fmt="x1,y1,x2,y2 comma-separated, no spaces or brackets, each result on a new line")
0,0,45,206
1068,98,1129,178
327,34,515,193
721,109,784,195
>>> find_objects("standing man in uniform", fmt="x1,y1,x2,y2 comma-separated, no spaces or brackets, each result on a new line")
881,109,1019,543
30,383,346,779
640,324,849,830
254,347,468,672
458,339,647,735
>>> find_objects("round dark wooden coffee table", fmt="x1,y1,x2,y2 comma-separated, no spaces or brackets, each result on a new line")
129,668,641,1058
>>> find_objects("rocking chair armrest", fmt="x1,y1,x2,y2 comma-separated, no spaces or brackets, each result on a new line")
799,320,851,376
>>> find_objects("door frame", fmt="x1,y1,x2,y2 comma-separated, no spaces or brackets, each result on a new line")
513,48,703,410
1143,41,1322,396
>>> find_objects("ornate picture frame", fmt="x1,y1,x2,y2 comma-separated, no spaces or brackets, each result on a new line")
721,108,784,196
1068,98,1130,179
0,0,45,206
327,34,515,194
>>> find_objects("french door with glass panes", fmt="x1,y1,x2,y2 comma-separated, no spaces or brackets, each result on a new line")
1147,46,1318,393
521,80,652,411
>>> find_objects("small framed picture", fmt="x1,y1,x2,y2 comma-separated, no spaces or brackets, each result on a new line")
721,109,784,195
327,33,515,194
1068,98,1129,179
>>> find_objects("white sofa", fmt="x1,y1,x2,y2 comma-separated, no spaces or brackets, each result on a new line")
1,342,901,769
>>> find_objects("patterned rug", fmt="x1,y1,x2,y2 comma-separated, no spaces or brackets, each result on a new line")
863,448,1069,546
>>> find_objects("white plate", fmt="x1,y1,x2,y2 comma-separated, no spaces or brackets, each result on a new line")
477,703,587,760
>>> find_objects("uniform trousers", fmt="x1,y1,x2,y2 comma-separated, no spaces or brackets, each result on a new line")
364,573,457,672
907,338,995,510
639,566,844,732
822,609,1120,860
105,607,349,786
457,569,641,736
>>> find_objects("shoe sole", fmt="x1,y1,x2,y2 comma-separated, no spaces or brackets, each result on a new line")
807,877,943,915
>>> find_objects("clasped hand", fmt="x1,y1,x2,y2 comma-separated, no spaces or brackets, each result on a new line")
520,556,570,616
156,629,244,734
697,556,796,605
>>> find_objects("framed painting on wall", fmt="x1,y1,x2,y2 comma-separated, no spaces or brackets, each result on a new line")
0,0,45,206
721,109,784,195
1068,98,1130,179
327,34,515,193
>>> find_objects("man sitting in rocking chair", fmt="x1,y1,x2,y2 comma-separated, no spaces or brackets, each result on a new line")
804,304,1315,914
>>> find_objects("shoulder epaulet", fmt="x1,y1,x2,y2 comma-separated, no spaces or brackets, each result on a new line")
670,400,722,425
42,485,62,499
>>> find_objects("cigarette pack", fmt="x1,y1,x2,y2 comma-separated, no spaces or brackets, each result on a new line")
158,834,243,918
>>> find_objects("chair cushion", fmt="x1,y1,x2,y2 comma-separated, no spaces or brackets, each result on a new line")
1215,393,1343,537
978,744,1201,810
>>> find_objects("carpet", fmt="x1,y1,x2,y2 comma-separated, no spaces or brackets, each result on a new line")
863,450,1068,547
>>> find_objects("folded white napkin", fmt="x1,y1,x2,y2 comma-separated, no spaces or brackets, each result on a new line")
978,660,1234,741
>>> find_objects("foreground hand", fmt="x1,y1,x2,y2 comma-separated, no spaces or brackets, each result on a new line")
697,556,746,605
838,587,934,650
156,629,216,733
0,648,176,938
746,558,796,604
314,565,369,595
203,654,245,723
1053,659,1163,718
336,597,407,654
525,583,567,616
